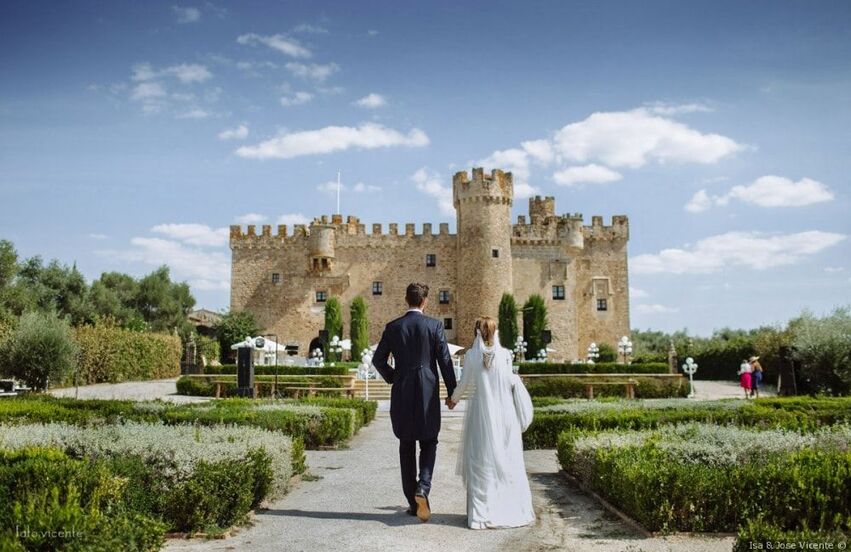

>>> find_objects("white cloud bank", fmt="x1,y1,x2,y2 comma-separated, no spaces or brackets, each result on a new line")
686,176,834,212
280,91,313,107
553,164,623,187
632,231,846,275
354,93,386,108
634,304,680,314
218,124,249,141
235,123,429,160
236,33,311,58
285,62,339,82
151,223,229,247
412,168,454,216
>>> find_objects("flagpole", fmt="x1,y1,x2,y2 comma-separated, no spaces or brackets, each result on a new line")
336,170,341,215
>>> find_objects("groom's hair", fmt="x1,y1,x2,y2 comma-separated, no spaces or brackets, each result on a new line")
405,282,429,307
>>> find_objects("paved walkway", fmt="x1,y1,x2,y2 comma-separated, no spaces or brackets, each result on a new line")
165,407,732,552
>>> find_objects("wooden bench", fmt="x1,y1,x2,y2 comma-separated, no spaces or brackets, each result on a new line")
584,379,638,400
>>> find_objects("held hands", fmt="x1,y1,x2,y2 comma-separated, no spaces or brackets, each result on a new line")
445,397,457,410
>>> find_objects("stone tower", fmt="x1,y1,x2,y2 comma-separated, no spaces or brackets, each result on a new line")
452,168,514,348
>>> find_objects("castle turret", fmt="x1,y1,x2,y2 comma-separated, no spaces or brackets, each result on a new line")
308,223,335,275
453,168,514,347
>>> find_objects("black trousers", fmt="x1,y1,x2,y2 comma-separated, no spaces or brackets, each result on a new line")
399,438,437,507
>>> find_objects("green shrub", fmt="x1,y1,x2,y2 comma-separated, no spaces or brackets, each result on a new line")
73,324,181,385
597,343,617,362
734,519,849,551
522,294,548,360
523,375,687,400
498,293,518,350
175,375,214,396
792,307,851,395
525,396,851,448
324,296,344,361
0,311,79,390
558,424,851,534
215,310,259,363
194,334,220,367
208,364,350,376
350,296,369,361
518,362,668,374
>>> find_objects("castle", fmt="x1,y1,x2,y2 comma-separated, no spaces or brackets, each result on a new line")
229,168,630,361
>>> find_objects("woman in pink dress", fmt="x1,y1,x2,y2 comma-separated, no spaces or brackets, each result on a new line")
738,360,753,399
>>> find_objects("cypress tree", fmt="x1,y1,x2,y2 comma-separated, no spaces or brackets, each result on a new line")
498,293,518,350
323,296,343,361
522,294,548,360
350,296,369,361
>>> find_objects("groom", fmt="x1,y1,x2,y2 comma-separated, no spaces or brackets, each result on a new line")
372,282,457,522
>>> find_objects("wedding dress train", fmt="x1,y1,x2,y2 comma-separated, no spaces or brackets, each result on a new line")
451,331,535,529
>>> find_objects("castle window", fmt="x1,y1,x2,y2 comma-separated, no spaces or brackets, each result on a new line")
372,281,383,295
426,254,436,267
439,290,450,304
552,285,565,300
443,318,453,330
271,273,281,285
316,291,327,303
596,298,608,311
492,248,499,258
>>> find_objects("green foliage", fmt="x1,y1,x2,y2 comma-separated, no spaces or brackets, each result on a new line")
522,294,548,360
0,311,79,390
215,310,260,363
597,343,617,362
350,296,369,361
498,293,518,350
207,364,350,376
517,362,668,374
734,519,850,551
557,424,851,534
132,266,196,338
324,296,344,361
194,334,220,366
791,307,851,395
525,396,851,448
522,376,687,404
73,323,181,385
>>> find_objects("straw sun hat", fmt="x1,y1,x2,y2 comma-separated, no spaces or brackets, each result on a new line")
749,356,760,362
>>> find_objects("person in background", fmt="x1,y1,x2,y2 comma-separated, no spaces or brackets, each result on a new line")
750,356,763,398
738,359,753,399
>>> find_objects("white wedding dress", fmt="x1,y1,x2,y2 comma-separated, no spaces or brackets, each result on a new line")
450,331,535,529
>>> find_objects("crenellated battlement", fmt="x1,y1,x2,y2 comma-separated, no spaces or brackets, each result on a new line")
511,195,628,247
453,167,513,207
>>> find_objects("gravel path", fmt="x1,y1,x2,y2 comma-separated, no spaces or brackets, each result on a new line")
49,378,207,403
164,406,732,552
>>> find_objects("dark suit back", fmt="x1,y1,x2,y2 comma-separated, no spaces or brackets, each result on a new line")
372,311,457,441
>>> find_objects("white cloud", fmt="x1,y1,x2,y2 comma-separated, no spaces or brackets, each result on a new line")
629,286,649,298
172,5,201,23
317,181,382,195
293,23,328,34
354,93,386,108
114,237,230,291
236,33,311,58
412,168,454,216
367,29,379,36
285,61,339,81
353,182,381,192
632,231,847,275
218,123,249,140
473,148,541,199
280,91,313,107
133,63,211,84
644,102,712,116
175,108,210,119
89,233,108,240
686,176,834,212
317,181,342,195
277,213,310,225
521,139,554,164
685,189,714,213
554,107,744,168
150,223,229,247
553,164,623,187
234,213,266,224
235,123,429,160
635,304,680,314
131,82,166,101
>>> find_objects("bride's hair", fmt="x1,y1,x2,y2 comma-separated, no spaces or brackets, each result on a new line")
474,316,497,347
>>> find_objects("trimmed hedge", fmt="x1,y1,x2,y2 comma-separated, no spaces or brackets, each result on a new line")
524,375,687,400
210,364,352,376
557,424,851,534
0,395,376,450
176,375,344,398
73,325,181,385
0,447,166,551
525,397,851,448
518,362,669,374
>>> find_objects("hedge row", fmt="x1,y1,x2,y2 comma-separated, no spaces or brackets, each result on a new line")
72,325,181,386
210,364,351,376
557,423,851,534
523,375,687,400
0,395,377,450
0,417,297,548
734,520,849,551
518,362,669,374
176,375,344,398
524,397,851,448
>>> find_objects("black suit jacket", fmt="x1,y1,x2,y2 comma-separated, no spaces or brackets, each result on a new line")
372,311,457,441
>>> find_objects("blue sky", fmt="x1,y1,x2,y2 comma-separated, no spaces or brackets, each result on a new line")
1,0,849,334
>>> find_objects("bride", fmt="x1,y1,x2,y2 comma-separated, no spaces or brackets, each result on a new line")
446,316,535,529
